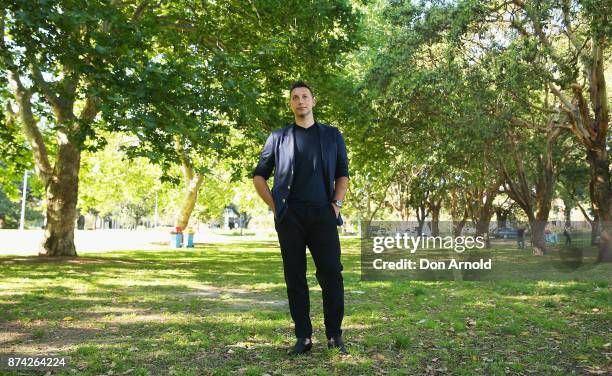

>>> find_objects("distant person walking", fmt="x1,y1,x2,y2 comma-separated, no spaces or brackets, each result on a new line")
517,227,526,249
563,227,572,246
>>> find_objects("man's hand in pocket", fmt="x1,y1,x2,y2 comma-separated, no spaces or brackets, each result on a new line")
331,202,340,218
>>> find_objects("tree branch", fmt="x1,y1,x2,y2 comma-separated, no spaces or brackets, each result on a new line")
28,58,63,112
500,133,532,215
548,83,594,148
1,13,52,184
576,201,594,224
174,134,194,183
588,41,609,145
512,0,568,69
509,115,549,132
561,0,588,59
131,0,151,21
570,83,596,139
79,93,99,124
7,71,53,186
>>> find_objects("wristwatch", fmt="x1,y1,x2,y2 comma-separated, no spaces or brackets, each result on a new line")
332,199,343,208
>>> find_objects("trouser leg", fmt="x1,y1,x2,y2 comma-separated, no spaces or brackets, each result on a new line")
307,204,344,340
276,207,312,338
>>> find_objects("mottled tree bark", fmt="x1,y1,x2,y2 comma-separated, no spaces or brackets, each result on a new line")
501,127,560,255
468,179,500,249
41,137,81,256
9,68,90,256
448,189,468,237
491,0,610,261
174,135,205,230
587,147,612,261
428,199,442,237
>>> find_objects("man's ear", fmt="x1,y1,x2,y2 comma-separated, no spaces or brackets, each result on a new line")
312,97,317,107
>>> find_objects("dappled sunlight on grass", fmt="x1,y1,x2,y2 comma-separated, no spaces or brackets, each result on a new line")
468,300,497,309
505,294,569,302
0,239,609,375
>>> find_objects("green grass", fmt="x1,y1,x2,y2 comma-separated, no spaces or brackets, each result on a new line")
0,239,610,375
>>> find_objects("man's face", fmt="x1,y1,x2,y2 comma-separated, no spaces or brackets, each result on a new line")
289,87,316,118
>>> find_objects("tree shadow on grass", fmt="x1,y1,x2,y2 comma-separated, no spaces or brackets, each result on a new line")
0,317,304,372
1,283,606,375
0,245,363,288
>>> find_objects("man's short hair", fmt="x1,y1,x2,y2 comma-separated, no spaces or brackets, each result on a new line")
290,81,314,97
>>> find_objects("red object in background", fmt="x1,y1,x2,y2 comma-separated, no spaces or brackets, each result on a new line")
175,226,183,233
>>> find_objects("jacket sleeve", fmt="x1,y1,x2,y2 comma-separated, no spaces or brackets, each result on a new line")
335,129,349,179
251,133,275,180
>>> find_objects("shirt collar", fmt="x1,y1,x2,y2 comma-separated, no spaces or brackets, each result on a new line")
293,121,318,129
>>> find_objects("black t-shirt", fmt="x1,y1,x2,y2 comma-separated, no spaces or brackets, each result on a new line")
288,122,328,205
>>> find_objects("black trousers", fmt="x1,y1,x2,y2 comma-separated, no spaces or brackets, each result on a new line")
275,203,344,339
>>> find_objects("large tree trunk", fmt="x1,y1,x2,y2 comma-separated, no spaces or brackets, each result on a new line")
430,210,440,237
531,131,557,256
414,203,427,236
500,127,560,255
8,69,86,256
576,202,598,246
529,218,547,256
474,214,494,248
173,135,206,230
448,190,468,237
587,147,612,262
428,200,442,237
175,174,204,230
40,138,80,256
468,180,499,249
452,209,468,237
592,214,600,247
500,1,610,260
551,36,609,261
390,181,410,220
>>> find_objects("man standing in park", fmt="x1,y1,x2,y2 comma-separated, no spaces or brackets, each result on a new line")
251,81,349,355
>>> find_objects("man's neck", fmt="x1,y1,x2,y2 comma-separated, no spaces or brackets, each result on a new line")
294,115,316,128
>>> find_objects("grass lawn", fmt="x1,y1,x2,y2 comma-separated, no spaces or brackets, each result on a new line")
0,238,610,375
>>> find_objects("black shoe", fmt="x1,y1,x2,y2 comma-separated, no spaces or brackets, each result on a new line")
287,337,312,355
327,336,348,354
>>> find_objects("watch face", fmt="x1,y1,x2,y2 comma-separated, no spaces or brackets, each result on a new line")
335,200,343,207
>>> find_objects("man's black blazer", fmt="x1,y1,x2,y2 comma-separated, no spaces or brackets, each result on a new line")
252,122,349,225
